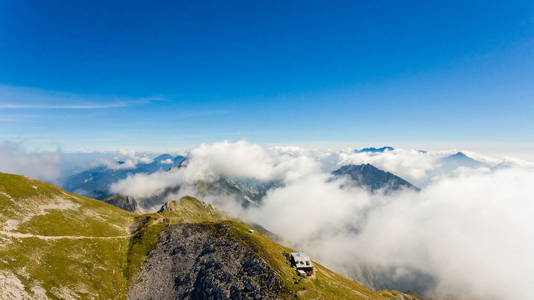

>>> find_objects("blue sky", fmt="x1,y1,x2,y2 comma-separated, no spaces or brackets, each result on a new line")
1,0,533,152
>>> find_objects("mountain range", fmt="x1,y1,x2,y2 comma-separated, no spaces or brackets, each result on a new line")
94,162,417,213
62,150,484,213
65,156,419,212
0,172,421,299
62,154,185,200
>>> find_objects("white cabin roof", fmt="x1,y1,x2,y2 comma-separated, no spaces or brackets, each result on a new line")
291,252,313,268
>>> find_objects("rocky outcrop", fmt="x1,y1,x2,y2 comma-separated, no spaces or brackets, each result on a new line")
128,223,284,300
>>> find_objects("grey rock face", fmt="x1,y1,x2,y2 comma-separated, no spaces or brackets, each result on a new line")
128,223,284,300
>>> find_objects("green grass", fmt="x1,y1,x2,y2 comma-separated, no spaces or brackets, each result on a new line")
0,173,57,199
0,236,129,299
0,172,134,236
17,209,127,236
158,195,227,223
124,214,167,284
0,173,133,299
0,173,422,300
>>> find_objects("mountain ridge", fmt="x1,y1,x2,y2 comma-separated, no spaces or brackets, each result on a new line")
62,154,185,200
0,172,422,299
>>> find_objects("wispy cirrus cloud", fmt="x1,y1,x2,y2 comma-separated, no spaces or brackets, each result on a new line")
0,103,139,109
0,84,162,110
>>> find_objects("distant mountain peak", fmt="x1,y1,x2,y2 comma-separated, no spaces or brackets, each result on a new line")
441,151,484,168
332,163,418,193
355,146,395,153
449,151,468,158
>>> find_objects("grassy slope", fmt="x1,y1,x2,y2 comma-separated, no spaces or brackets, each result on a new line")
0,173,421,299
0,173,134,299
0,173,133,236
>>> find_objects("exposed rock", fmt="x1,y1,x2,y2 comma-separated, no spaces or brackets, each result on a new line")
0,271,32,300
128,223,284,300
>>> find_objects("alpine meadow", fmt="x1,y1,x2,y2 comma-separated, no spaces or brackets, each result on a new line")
1,1,534,299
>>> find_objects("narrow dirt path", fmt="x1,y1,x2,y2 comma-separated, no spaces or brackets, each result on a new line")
0,231,132,240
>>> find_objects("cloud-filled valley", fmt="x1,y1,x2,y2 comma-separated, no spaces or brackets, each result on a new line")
2,140,534,299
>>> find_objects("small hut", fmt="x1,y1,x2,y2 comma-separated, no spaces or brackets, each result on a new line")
290,252,314,276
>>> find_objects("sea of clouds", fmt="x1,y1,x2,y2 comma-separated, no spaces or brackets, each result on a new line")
2,140,534,299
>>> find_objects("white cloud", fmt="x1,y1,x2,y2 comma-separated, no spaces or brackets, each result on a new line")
181,140,320,183
107,140,534,299
160,158,173,164
95,150,155,170
247,164,534,300
109,141,320,198
183,141,276,182
139,156,154,164
109,170,184,199
248,174,371,242
0,142,61,182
